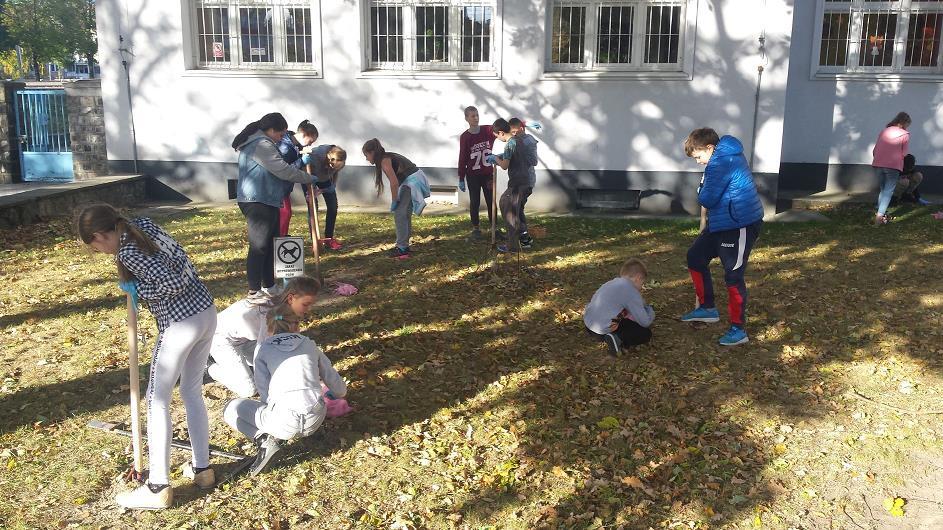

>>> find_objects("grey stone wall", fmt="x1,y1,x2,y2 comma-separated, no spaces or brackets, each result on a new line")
0,82,24,184
64,80,108,180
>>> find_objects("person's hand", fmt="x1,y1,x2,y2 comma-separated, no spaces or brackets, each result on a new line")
119,280,139,307
301,153,311,165
609,318,620,332
458,180,466,192
485,154,497,165
325,391,336,400
300,145,315,155
390,200,398,212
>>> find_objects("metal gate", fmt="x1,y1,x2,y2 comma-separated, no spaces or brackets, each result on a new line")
14,89,73,182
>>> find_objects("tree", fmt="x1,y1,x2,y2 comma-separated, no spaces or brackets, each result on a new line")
1,0,66,80
58,0,96,78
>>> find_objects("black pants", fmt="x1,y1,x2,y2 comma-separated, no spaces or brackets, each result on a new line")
586,319,652,347
466,173,493,228
238,201,279,292
314,187,338,238
499,185,532,250
687,221,762,326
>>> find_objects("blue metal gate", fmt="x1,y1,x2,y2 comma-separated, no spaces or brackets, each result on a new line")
14,89,73,182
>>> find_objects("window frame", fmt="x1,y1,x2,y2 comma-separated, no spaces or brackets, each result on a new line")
543,0,696,80
182,0,324,78
359,0,503,78
812,0,943,80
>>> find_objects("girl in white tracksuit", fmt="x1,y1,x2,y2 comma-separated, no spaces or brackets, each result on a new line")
77,204,216,510
223,302,347,476
206,276,320,397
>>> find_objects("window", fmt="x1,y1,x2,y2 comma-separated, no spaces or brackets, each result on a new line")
190,1,318,71
366,1,497,72
815,0,943,76
547,0,687,72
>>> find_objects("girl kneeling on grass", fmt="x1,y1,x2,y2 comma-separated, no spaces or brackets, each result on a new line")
362,138,431,259
206,276,321,398
77,203,217,510
222,298,347,476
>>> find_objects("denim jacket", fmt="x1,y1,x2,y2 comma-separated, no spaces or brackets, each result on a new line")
236,131,312,208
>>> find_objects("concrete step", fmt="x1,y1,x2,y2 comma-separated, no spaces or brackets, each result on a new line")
0,175,148,228
777,189,942,211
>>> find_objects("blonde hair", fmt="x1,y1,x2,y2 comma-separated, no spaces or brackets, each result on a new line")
75,203,159,281
267,302,303,335
620,258,648,279
327,145,347,163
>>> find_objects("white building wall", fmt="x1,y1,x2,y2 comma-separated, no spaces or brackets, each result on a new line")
781,2,943,193
96,0,793,213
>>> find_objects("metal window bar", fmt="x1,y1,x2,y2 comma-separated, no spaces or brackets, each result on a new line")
858,9,898,66
460,6,492,64
906,8,942,66
596,5,633,64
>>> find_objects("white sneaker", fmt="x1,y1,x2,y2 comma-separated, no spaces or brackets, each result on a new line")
249,435,282,477
261,284,283,297
115,483,173,510
181,463,216,489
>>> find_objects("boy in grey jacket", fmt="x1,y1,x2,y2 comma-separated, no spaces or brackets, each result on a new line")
583,258,655,355
223,306,347,476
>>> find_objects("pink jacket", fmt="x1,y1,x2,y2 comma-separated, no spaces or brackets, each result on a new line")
872,126,910,171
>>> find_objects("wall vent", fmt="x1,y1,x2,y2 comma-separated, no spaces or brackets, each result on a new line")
577,188,641,210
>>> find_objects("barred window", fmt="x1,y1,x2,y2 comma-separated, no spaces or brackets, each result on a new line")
191,1,317,71
366,1,497,71
548,0,687,72
816,0,943,74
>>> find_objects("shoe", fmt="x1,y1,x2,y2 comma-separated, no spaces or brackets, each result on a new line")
261,284,283,297
115,483,173,510
918,198,932,206
719,326,749,346
325,238,343,250
181,463,215,489
874,214,889,226
389,246,410,259
519,235,533,249
603,333,622,356
249,435,282,477
680,306,720,323
466,228,483,241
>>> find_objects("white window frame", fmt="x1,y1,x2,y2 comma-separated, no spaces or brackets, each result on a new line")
359,0,503,79
812,0,943,81
181,0,324,78
543,0,696,80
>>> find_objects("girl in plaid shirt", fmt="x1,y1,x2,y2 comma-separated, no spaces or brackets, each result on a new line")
77,204,217,510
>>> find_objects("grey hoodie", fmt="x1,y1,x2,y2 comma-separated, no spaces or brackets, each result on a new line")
254,333,347,413
583,277,655,334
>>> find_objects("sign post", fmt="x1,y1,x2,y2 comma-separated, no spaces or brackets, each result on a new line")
274,236,305,280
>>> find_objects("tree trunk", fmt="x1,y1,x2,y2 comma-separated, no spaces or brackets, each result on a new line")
32,54,40,81
87,53,95,79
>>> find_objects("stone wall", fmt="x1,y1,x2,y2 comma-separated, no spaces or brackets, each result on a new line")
0,82,23,184
64,79,108,180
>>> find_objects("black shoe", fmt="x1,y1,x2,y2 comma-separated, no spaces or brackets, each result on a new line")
389,246,410,259
249,435,282,477
519,234,533,249
603,333,622,356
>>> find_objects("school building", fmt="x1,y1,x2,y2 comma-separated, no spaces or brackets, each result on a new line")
93,0,943,215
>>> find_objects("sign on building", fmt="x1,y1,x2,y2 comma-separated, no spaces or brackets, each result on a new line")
274,237,304,279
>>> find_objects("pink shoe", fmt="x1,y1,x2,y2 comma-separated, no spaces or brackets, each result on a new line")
932,211,943,220
325,238,343,250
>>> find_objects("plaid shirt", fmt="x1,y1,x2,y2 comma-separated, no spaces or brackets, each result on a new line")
118,218,214,332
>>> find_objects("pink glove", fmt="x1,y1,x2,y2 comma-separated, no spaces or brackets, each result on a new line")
333,283,358,296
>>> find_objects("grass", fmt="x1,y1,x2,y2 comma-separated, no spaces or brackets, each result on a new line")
1,202,943,529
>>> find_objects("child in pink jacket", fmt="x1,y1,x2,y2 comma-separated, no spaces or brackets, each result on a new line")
872,112,911,225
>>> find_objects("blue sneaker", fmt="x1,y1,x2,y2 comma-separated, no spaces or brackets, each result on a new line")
680,306,720,323
918,197,933,206
719,326,749,346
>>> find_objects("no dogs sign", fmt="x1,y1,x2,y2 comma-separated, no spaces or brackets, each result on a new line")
274,237,305,279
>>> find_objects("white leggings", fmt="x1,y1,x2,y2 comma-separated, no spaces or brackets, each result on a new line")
207,336,256,398
146,305,216,484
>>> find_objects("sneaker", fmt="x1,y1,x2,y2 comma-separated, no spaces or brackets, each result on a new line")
874,214,889,226
917,198,933,206
719,326,749,346
519,235,533,249
261,284,283,297
603,333,622,356
389,246,410,259
181,463,216,489
249,435,282,477
466,228,483,241
680,306,720,323
115,482,173,510
325,238,343,250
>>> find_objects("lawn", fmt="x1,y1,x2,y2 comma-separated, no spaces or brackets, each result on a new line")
1,203,943,529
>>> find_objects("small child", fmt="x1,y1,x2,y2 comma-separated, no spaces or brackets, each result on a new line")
276,120,320,237
362,138,431,259
223,301,347,477
457,106,497,240
893,154,928,205
206,276,321,398
583,258,655,355
680,128,764,346
307,144,348,250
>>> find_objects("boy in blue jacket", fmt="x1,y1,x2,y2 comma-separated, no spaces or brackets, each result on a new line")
680,128,764,346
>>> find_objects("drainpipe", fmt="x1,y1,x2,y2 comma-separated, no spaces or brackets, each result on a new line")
119,35,139,174
749,0,769,169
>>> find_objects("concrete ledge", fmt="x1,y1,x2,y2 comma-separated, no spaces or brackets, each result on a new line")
0,174,148,228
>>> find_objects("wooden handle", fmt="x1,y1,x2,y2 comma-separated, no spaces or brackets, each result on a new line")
304,177,322,282
491,165,497,246
126,294,143,475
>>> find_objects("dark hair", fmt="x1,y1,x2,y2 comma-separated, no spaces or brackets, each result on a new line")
297,119,319,139
75,203,159,281
231,112,289,150
508,117,524,129
887,112,911,129
903,153,916,173
492,118,510,134
684,128,721,157
464,106,478,117
362,138,387,195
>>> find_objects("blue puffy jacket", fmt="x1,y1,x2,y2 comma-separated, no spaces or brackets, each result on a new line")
698,135,764,233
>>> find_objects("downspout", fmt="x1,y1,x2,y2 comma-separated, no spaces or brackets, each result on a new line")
119,35,139,174
749,0,769,168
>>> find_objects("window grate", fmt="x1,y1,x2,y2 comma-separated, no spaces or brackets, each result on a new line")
597,5,634,63
371,5,405,63
461,6,492,63
416,6,449,63
552,5,587,64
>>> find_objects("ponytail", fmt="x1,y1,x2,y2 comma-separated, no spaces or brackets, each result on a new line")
267,302,302,335
297,119,319,139
232,112,290,150
362,138,387,196
76,203,160,282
